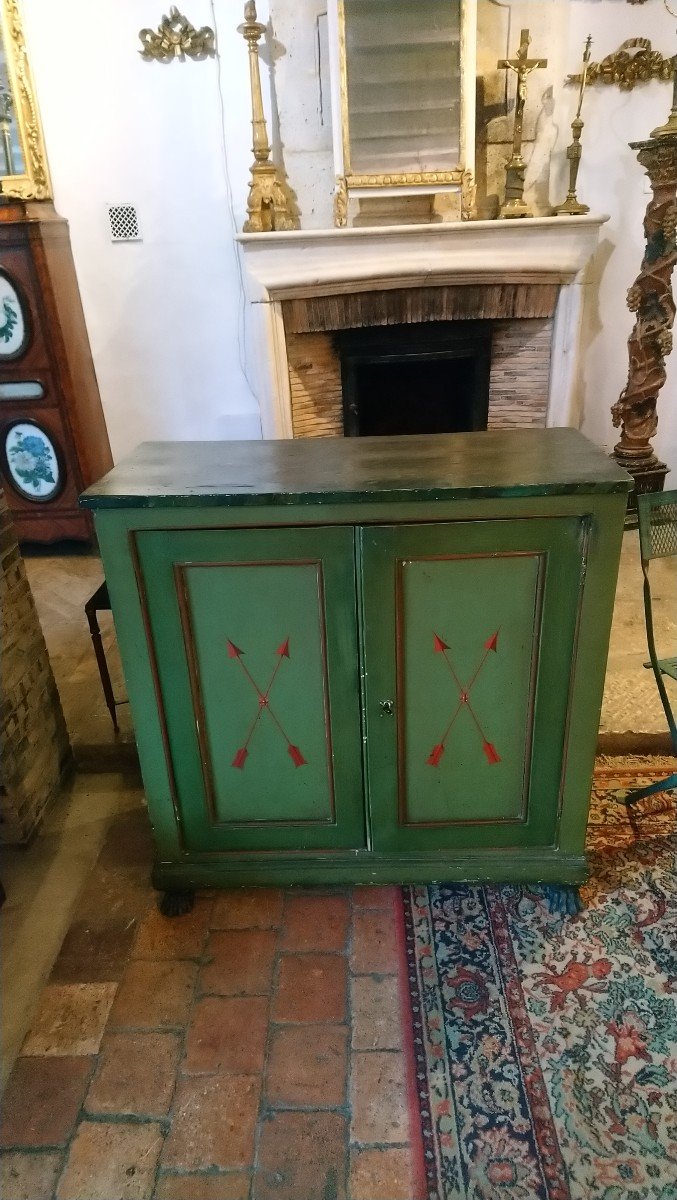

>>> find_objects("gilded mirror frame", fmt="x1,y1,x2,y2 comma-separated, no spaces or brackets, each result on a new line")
0,0,51,200
330,0,477,221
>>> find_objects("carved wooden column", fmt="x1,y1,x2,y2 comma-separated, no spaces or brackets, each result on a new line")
612,133,677,491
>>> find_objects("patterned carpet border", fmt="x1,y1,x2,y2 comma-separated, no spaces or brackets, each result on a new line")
402,758,677,1200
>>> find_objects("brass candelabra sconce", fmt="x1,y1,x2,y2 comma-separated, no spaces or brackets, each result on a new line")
138,7,214,61
567,38,674,91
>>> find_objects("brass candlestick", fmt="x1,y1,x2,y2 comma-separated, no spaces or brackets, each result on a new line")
498,29,547,218
238,2,297,233
555,36,592,216
651,27,677,136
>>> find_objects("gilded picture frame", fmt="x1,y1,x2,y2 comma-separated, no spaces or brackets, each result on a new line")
0,0,51,200
329,0,477,224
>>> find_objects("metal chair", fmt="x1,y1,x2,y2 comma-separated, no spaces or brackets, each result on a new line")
85,581,127,732
619,488,677,805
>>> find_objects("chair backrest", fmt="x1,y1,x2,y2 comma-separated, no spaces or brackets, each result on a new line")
637,489,677,563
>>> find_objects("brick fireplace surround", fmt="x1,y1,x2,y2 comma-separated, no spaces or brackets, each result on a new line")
284,287,554,437
237,216,608,440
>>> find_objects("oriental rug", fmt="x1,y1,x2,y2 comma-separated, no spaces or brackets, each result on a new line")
402,757,677,1200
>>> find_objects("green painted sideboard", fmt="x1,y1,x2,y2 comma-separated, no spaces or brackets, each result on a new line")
81,429,631,908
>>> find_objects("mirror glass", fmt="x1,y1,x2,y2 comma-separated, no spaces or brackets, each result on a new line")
0,381,45,400
0,18,26,176
343,0,461,176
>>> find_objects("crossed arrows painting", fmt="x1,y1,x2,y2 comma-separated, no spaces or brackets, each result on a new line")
426,630,502,768
225,628,500,772
227,637,307,770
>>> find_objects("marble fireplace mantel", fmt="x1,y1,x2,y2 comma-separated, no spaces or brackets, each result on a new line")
237,215,609,438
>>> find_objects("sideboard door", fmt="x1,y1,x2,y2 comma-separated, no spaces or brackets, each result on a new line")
134,526,365,852
360,517,588,852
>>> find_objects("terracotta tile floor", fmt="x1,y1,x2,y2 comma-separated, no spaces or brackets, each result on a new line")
0,804,421,1200
3,532,674,1197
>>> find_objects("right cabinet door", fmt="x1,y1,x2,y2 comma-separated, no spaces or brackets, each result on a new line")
360,517,588,852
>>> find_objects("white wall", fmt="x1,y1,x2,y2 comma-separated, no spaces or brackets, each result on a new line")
21,0,264,461
17,0,677,476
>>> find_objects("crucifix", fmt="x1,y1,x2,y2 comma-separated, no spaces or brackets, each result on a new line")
497,29,547,217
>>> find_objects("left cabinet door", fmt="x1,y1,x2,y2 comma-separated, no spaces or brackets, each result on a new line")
134,526,365,852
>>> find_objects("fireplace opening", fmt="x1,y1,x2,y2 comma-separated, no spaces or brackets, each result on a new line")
336,321,492,437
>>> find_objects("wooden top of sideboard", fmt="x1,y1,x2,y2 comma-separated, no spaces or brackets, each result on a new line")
80,429,632,510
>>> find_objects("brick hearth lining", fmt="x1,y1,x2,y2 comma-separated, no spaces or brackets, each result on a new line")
282,284,556,438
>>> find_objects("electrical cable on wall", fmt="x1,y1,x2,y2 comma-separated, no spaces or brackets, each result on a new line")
210,0,259,416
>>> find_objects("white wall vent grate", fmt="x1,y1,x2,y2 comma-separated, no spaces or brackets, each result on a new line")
107,204,142,242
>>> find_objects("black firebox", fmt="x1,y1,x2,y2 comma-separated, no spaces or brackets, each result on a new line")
336,321,492,437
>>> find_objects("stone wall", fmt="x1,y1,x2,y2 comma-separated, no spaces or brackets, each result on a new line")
282,286,554,436
269,0,569,227
475,0,568,219
0,490,71,844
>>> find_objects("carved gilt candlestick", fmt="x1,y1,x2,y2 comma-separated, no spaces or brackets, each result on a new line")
651,16,677,138
498,29,547,218
555,36,592,216
238,2,296,233
611,131,677,490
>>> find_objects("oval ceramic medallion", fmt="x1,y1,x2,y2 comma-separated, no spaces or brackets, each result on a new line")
0,272,29,359
4,421,62,501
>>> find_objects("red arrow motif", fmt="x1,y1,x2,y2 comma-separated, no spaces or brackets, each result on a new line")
426,743,445,767
229,636,306,770
427,629,501,767
483,741,501,765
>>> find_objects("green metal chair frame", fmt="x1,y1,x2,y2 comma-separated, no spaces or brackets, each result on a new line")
620,488,677,805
